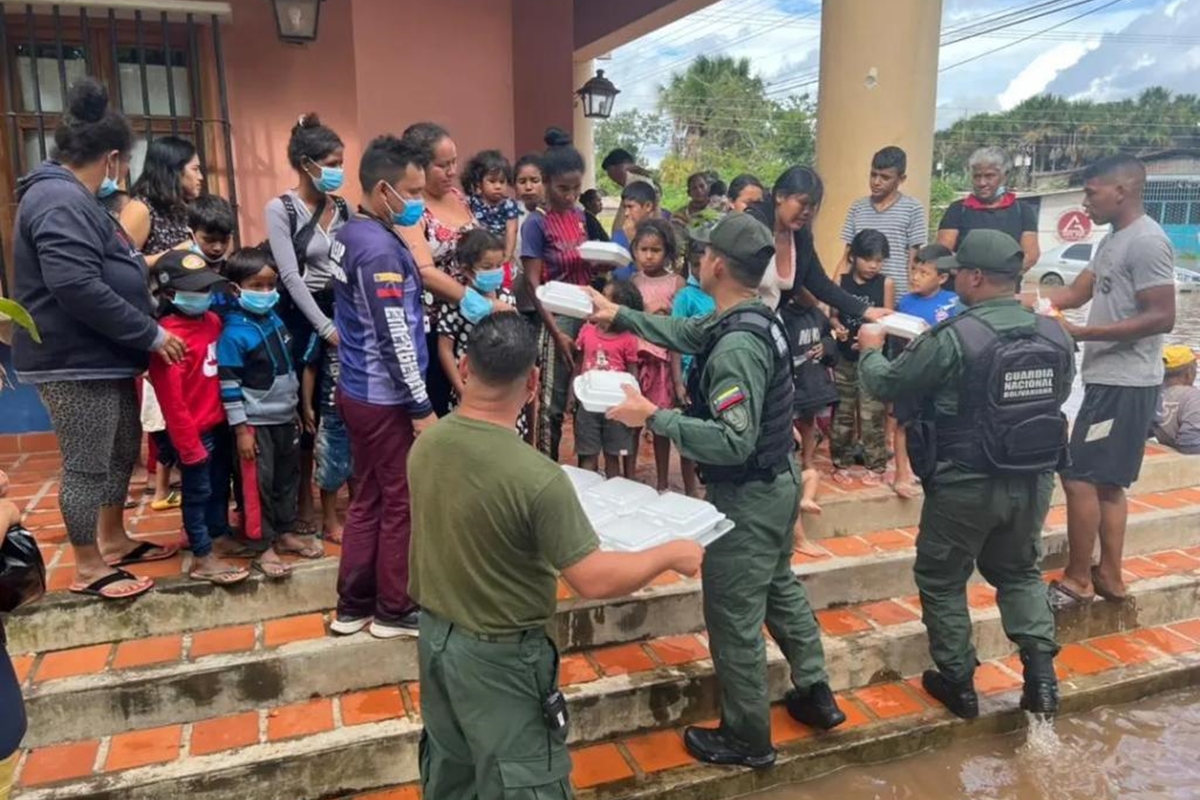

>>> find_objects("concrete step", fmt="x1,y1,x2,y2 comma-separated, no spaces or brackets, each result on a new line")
14,614,1200,800
9,484,1199,660
18,542,1200,750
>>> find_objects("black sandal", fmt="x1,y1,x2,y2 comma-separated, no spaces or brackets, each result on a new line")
69,569,153,600
106,541,179,567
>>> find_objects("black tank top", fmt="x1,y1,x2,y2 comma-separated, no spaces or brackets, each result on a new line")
837,272,886,362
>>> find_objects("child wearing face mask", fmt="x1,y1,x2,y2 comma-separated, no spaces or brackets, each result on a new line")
217,247,313,580
436,229,528,438
147,251,249,586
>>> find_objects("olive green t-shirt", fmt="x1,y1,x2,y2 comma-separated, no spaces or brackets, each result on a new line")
408,414,599,635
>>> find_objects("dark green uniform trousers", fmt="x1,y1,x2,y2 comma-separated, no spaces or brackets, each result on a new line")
704,466,828,752
418,612,572,800
915,472,1060,683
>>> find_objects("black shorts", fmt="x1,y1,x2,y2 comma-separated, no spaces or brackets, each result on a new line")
574,409,636,457
1060,384,1160,489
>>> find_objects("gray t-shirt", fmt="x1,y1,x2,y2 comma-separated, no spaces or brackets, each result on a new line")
1081,214,1176,386
264,191,347,339
840,194,927,294
1154,383,1200,454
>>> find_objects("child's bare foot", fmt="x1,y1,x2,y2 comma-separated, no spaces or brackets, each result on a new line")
800,498,823,514
321,519,344,544
792,523,826,557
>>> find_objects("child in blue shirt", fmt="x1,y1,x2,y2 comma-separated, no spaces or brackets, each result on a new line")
670,257,716,497
891,243,959,498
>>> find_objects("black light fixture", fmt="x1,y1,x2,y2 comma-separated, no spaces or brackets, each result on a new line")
271,0,321,43
576,70,620,120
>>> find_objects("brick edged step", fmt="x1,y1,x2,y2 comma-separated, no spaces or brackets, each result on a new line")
16,619,1200,800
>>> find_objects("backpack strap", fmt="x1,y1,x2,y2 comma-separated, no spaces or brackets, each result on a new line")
279,193,328,278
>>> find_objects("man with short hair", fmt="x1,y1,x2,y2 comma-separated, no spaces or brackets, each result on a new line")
1045,154,1176,607
836,145,927,294
611,181,662,281
409,313,703,799
1154,345,1200,454
602,147,657,241
858,229,1075,720
591,212,845,770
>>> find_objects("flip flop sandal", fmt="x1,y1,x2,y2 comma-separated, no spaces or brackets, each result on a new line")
862,471,886,487
1090,566,1128,602
212,540,257,559
69,568,153,600
318,530,344,545
251,559,292,580
190,567,250,585
831,469,856,487
150,491,181,511
892,481,922,499
124,498,139,509
107,541,179,568
1048,580,1095,609
293,520,318,536
275,544,325,560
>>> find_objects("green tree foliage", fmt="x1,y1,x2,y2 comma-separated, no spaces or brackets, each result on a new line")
936,88,1200,180
594,110,671,167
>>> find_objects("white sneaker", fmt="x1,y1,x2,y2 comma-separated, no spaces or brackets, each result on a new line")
369,612,420,639
330,615,372,636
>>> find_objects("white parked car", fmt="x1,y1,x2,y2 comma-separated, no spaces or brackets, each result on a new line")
1025,242,1198,291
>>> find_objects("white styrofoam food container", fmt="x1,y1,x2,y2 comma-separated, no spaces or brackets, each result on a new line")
595,514,673,552
583,477,659,517
579,494,616,529
536,281,593,319
642,492,724,536
561,464,605,495
697,518,736,548
578,241,632,267
879,312,931,339
573,370,639,414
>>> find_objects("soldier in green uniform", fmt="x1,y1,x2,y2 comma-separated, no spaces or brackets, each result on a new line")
857,229,1074,719
408,314,703,800
590,212,845,770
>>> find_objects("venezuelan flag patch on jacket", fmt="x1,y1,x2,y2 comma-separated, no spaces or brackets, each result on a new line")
714,385,746,412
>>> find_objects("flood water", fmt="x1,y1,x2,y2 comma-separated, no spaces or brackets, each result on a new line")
752,687,1200,800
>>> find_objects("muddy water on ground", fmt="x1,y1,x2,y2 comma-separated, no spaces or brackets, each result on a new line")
750,687,1200,800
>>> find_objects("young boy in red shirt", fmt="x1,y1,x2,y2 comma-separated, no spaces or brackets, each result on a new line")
148,251,249,585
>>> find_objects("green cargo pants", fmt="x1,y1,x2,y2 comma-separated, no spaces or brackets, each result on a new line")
704,464,828,752
914,471,1060,683
418,611,572,800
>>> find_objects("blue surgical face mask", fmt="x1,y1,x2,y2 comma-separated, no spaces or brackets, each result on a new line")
238,288,280,315
97,158,119,198
308,161,344,193
460,286,494,325
385,184,425,227
172,290,213,316
473,268,505,294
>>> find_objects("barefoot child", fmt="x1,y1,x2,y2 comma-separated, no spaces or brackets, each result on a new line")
147,251,249,585
780,288,839,552
301,334,351,542
891,244,959,497
573,281,643,478
830,230,895,485
218,247,322,579
631,219,686,492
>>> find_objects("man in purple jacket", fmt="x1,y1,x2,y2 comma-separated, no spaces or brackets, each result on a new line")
330,135,434,639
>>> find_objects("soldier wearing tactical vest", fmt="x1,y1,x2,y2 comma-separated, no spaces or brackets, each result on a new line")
587,212,845,770
857,229,1075,720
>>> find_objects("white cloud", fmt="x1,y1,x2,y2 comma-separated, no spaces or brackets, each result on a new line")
997,41,1099,110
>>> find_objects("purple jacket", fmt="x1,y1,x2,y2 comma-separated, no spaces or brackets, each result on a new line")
332,215,431,415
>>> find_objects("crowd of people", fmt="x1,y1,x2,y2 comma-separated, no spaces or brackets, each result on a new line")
1,73,1195,797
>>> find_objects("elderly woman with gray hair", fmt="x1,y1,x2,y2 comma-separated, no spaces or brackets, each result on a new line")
936,145,1040,275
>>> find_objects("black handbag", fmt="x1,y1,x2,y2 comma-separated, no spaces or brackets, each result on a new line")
0,525,46,613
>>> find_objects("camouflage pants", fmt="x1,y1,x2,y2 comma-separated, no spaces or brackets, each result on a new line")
831,360,888,471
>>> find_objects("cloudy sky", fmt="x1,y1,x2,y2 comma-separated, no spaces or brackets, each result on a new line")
603,0,1200,145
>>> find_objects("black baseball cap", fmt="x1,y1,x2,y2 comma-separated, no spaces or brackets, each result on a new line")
936,229,1024,277
151,249,228,293
691,212,776,271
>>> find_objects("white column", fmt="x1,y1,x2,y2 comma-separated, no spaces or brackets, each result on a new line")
573,58,597,189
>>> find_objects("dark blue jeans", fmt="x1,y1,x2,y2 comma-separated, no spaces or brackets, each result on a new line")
180,426,233,559
0,638,25,760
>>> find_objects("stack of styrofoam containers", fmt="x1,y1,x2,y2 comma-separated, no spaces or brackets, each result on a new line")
564,470,735,551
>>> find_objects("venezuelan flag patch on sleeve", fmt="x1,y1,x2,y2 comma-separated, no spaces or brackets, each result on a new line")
714,385,746,413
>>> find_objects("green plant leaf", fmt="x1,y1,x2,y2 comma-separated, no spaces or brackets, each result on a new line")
0,298,41,343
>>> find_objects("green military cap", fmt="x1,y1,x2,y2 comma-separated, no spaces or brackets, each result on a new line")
936,229,1025,276
691,211,775,271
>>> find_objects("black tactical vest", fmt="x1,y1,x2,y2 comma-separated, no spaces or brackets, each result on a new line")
687,305,795,484
923,312,1073,476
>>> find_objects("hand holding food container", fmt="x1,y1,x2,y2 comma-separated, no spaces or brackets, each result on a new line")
605,384,658,428
856,322,887,352
577,241,631,269
535,281,594,319
573,371,640,413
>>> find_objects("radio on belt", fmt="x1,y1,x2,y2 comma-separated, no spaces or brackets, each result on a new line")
542,689,569,731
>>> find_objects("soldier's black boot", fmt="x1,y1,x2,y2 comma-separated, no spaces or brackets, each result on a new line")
785,681,847,730
1019,650,1059,718
922,670,979,719
683,726,776,769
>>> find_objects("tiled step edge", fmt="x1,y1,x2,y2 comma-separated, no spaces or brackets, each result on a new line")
12,488,1200,658
21,556,1200,749
16,621,1200,800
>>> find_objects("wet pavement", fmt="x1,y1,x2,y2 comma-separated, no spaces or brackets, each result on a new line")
751,686,1200,800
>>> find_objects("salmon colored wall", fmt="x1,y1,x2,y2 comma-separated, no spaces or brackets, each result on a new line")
512,0,575,156
221,0,362,244
349,0,515,165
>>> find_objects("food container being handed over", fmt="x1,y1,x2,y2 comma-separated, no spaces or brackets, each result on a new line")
879,312,931,340
536,281,593,319
578,241,632,267
573,370,640,414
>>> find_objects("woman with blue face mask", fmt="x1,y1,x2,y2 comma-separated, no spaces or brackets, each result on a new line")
264,112,350,537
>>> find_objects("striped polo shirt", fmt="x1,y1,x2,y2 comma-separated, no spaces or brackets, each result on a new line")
840,194,927,294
